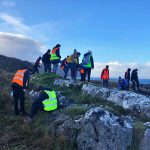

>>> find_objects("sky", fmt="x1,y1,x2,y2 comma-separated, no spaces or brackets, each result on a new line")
0,0,150,78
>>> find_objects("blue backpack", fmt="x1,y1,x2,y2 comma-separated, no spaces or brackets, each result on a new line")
82,55,89,65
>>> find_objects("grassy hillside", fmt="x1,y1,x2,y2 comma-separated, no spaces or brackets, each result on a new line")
0,55,33,73
0,69,149,149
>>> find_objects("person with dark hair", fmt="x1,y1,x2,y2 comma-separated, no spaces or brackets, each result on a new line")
26,86,58,122
32,57,41,74
11,68,32,116
131,69,140,91
61,56,69,78
42,49,51,73
50,44,61,74
101,65,109,86
124,68,131,90
82,50,94,82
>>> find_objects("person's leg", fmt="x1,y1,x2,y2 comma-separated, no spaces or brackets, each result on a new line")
30,101,43,118
132,81,136,91
83,68,87,82
55,63,59,74
49,63,51,73
87,68,91,82
103,79,106,86
136,80,140,90
44,64,47,72
64,66,69,78
12,86,19,115
106,79,108,87
19,89,26,115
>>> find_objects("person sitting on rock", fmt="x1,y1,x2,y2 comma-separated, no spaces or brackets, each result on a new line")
118,76,127,90
27,85,58,122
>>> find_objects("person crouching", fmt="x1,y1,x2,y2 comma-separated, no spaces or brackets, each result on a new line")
27,86,57,122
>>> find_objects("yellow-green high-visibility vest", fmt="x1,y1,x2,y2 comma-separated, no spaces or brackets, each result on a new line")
83,55,92,68
42,90,57,111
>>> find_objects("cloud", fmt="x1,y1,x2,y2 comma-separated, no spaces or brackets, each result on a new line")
0,0,16,8
0,13,29,33
92,61,150,79
0,32,43,61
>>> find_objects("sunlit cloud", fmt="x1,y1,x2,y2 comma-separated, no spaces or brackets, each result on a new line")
0,32,43,61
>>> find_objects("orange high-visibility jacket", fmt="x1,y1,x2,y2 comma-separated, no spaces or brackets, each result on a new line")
101,69,109,80
12,69,27,87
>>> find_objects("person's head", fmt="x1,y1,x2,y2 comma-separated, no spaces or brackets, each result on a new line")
87,50,92,54
47,49,51,53
127,68,131,72
135,69,138,72
74,49,77,52
67,55,69,58
39,57,41,60
56,44,61,48
118,76,122,81
106,65,109,69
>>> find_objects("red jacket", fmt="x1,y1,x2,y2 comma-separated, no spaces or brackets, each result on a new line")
101,68,109,80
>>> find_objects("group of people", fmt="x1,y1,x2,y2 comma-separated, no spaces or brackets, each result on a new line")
11,44,140,122
118,68,139,91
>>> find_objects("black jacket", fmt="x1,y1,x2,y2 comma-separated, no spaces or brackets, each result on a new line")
131,70,139,81
124,70,131,80
42,52,51,64
35,88,53,103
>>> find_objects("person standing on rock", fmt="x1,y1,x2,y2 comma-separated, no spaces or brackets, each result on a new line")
67,51,81,81
61,56,69,78
50,44,61,74
131,69,140,91
32,57,41,74
124,68,131,90
82,50,94,82
11,67,32,116
42,49,51,73
101,65,109,87
26,86,58,122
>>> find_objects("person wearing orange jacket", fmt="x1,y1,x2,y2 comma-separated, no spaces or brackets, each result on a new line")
101,65,109,87
11,67,32,116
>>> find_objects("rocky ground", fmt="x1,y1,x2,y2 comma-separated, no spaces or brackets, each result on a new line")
1,72,150,150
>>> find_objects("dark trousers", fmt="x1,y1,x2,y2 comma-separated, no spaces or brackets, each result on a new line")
44,63,51,73
102,79,108,87
30,100,44,118
64,66,69,78
132,80,139,91
83,68,91,82
32,66,39,74
12,85,25,115
80,73,84,82
68,63,77,81
126,79,130,90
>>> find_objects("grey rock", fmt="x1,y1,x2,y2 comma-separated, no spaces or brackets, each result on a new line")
82,84,150,118
139,128,150,150
76,107,133,150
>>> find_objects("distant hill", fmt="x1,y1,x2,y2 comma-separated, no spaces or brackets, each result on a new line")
0,55,33,73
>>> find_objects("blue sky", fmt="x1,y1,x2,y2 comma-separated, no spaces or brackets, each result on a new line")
0,0,150,78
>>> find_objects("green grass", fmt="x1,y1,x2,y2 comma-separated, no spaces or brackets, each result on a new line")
1,72,150,149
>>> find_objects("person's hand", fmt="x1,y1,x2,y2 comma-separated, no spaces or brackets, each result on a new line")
23,89,27,92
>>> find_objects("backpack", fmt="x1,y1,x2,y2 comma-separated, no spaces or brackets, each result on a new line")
82,55,89,65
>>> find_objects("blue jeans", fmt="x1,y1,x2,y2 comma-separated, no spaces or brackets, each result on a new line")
53,63,59,73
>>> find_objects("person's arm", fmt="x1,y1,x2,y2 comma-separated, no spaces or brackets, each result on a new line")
101,70,104,79
35,91,49,103
56,48,61,58
90,56,94,68
23,71,30,89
